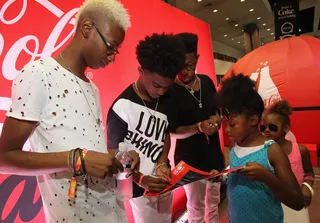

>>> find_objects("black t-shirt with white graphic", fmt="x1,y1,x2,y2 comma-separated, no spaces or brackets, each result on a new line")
168,74,224,172
107,84,173,198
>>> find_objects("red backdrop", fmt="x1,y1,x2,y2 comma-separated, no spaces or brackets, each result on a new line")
0,0,217,222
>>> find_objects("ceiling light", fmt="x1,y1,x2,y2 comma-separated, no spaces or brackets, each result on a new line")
267,28,271,31
242,29,244,32
224,34,227,37
238,41,241,43
232,38,234,40
249,9,254,12
263,23,266,26
213,9,218,12
197,0,202,2
299,29,301,32
257,17,261,20
271,32,274,35
226,18,229,20
235,24,239,27
241,0,245,2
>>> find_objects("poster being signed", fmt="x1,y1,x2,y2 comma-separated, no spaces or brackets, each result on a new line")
145,161,244,197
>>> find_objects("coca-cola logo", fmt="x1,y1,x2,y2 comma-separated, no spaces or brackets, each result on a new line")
0,1,82,222
0,0,78,81
278,8,295,16
281,22,294,34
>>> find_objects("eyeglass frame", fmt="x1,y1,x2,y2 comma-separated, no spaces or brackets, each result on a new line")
92,22,119,55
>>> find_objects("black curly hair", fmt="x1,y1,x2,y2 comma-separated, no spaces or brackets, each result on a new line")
266,100,292,125
217,73,265,120
136,33,186,79
175,32,198,54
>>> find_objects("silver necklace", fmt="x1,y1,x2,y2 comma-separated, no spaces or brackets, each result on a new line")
177,75,202,108
134,81,159,122
59,53,102,126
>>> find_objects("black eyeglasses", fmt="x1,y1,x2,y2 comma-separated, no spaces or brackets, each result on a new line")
260,124,278,133
92,22,119,55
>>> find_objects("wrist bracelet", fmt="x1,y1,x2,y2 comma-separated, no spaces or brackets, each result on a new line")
197,122,204,133
138,174,146,187
302,182,314,197
303,176,315,182
67,149,74,173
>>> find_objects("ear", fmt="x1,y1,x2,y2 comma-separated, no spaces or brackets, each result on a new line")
80,19,93,39
284,125,290,133
138,67,143,76
249,114,260,126
196,54,200,63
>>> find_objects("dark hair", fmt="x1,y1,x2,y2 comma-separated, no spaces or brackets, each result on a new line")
136,33,186,79
175,32,198,54
266,100,292,125
217,73,265,120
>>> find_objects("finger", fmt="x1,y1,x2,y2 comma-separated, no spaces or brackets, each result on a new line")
245,162,255,167
131,156,140,170
207,119,218,126
167,172,172,182
110,164,119,176
152,177,167,184
148,183,167,191
125,171,135,178
113,158,124,172
209,169,219,175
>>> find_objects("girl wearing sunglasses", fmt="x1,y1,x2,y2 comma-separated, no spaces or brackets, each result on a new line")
263,100,314,223
217,74,304,223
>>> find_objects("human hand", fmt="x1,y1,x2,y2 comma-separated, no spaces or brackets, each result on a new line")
141,175,168,193
210,110,222,128
155,162,171,181
239,162,270,182
84,151,124,179
208,169,222,182
126,150,140,171
199,119,219,135
302,185,312,208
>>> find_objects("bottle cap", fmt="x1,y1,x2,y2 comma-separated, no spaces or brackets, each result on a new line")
118,142,127,151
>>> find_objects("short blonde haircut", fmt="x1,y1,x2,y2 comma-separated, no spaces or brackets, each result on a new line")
76,0,131,31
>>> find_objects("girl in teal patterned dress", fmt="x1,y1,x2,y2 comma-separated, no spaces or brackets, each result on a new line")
217,74,304,223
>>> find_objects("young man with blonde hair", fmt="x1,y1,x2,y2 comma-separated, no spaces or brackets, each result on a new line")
0,0,139,222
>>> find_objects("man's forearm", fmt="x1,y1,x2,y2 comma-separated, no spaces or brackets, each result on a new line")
170,124,198,139
157,133,171,164
132,171,143,184
0,150,69,176
264,171,304,210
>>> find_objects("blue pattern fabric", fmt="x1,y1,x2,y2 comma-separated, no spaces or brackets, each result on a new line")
227,140,283,223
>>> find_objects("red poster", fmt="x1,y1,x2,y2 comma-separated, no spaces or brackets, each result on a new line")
145,161,243,197
0,0,217,222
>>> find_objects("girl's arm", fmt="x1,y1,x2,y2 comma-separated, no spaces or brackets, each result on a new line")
267,144,304,210
299,144,315,186
240,143,304,210
299,144,315,207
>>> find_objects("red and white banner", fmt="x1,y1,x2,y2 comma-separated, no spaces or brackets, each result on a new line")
0,0,217,222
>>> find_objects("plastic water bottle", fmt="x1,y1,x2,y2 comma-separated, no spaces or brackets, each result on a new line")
115,142,133,201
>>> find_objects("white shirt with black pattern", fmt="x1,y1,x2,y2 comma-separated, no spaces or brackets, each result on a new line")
7,57,127,223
